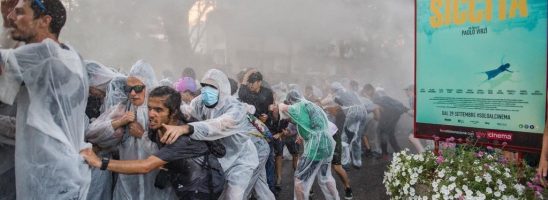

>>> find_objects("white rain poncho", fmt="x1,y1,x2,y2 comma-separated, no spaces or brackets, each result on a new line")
282,90,339,200
85,76,127,200
0,39,91,199
184,69,259,200
86,76,128,149
112,60,176,200
86,60,120,92
242,107,275,199
331,82,367,168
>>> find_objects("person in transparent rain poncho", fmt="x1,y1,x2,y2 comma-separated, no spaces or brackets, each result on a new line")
84,74,126,200
87,60,177,200
0,0,93,199
85,60,122,119
330,82,367,169
162,69,260,200
277,90,340,200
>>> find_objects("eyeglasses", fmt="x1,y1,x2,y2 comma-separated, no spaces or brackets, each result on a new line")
124,85,146,93
33,0,46,12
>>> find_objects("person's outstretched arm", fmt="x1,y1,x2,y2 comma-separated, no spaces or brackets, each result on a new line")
80,148,166,174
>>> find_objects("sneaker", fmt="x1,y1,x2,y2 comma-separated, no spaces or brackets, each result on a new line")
275,184,282,192
344,187,353,200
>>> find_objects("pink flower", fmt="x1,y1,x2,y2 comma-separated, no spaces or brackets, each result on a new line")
436,156,444,164
434,136,440,141
486,146,494,151
475,151,484,158
499,157,508,164
457,138,463,143
534,185,543,192
502,142,508,146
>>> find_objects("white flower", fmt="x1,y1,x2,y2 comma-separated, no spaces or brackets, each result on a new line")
465,188,473,196
438,170,445,178
504,172,511,178
494,191,501,197
441,185,449,195
457,171,464,176
513,184,525,193
477,192,486,200
432,180,440,192
483,173,492,183
449,176,456,182
486,187,493,194
496,179,502,184
475,176,482,182
455,188,462,196
498,184,506,192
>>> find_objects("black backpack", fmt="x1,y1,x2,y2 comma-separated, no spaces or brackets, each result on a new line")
154,140,226,199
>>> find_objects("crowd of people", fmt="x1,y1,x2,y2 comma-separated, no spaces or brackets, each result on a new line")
0,0,426,200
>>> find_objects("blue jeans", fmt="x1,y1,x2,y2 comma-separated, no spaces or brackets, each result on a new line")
266,141,276,192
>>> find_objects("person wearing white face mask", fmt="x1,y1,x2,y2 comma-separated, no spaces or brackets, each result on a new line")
164,69,260,200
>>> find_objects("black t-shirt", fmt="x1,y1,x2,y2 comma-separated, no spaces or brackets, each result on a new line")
154,135,208,162
238,85,274,118
373,95,409,129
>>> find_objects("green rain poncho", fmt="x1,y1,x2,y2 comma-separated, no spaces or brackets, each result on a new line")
282,90,339,200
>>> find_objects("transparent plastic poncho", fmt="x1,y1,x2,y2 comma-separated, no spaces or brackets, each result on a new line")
0,39,91,199
84,75,128,200
85,76,128,149
116,60,176,200
86,60,120,91
184,69,259,200
282,90,339,200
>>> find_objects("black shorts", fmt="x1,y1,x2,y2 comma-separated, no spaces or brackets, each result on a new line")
331,132,342,165
273,135,300,156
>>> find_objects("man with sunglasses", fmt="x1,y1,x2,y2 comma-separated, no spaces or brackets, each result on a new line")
0,0,92,199
110,60,178,200
82,86,226,200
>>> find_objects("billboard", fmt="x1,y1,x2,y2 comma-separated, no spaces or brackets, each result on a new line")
415,0,547,152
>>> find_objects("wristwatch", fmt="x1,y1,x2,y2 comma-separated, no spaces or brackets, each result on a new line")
100,157,110,170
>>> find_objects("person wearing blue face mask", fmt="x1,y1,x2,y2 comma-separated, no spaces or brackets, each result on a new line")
201,84,219,108
162,69,261,200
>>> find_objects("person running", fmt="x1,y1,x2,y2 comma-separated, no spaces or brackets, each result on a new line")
278,90,340,200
